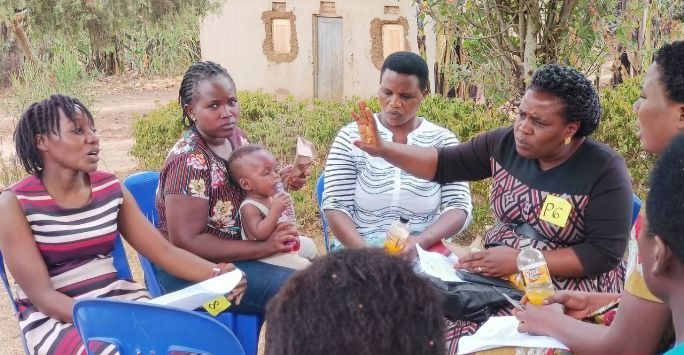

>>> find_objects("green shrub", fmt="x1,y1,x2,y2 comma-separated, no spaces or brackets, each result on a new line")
10,42,95,116
0,152,28,190
130,80,652,242
594,75,653,199
129,100,185,170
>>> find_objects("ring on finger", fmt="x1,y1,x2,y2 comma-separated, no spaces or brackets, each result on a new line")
478,266,483,273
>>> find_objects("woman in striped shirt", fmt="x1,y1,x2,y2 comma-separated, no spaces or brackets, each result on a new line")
322,51,473,260
0,94,246,355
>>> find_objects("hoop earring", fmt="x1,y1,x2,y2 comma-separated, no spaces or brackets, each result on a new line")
564,137,571,145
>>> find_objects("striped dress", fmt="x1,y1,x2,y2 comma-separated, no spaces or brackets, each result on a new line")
7,171,150,355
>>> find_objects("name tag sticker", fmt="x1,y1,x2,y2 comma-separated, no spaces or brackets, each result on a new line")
540,194,572,228
202,296,231,316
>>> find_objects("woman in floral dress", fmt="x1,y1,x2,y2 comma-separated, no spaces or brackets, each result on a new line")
154,61,309,315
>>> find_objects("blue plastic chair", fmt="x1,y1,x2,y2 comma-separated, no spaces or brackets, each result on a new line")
632,194,643,227
123,171,263,355
73,298,245,355
0,232,132,355
315,173,332,251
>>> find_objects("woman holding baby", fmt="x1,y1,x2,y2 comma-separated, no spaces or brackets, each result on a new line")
153,61,312,315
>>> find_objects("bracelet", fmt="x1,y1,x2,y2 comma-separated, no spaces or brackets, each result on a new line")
210,263,228,278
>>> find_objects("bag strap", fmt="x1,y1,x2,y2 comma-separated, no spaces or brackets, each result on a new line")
505,222,580,247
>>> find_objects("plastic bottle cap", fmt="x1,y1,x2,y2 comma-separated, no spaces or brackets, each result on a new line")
519,238,532,248
399,216,409,224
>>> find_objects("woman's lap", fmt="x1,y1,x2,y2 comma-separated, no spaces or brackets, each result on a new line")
153,260,296,315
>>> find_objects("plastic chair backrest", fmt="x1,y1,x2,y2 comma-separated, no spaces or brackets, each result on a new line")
632,194,643,227
123,171,263,355
0,252,17,314
123,171,163,297
0,233,131,311
112,233,133,280
73,298,245,355
315,173,331,251
122,171,160,226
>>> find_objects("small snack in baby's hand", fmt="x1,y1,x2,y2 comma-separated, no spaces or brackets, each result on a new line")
356,100,377,145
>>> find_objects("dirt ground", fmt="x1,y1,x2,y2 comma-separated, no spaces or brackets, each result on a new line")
0,75,180,354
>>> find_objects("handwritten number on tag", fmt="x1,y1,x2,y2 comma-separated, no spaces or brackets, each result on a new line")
540,194,572,228
202,296,231,316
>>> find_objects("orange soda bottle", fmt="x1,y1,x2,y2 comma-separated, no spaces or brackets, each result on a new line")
516,239,555,305
383,217,410,254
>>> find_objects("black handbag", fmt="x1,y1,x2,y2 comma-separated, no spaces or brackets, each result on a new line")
424,271,524,323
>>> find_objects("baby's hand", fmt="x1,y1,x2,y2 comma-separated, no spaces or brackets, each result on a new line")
271,192,292,214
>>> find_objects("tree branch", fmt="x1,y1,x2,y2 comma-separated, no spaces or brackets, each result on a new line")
485,0,519,53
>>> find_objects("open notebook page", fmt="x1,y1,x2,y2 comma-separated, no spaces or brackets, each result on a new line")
148,269,242,310
458,316,569,354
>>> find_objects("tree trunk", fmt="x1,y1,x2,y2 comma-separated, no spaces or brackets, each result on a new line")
522,4,538,91
10,17,37,65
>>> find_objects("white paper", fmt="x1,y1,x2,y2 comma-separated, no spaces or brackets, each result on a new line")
416,245,464,282
458,316,569,354
148,269,242,310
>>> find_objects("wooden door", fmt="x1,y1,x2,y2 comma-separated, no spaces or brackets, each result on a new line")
315,17,343,99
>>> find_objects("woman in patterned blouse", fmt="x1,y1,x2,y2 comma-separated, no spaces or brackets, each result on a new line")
154,61,310,315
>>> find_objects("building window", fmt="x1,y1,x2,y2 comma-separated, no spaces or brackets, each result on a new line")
384,5,399,15
273,19,292,53
382,24,405,58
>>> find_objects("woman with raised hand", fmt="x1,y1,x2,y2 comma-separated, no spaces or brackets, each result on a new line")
353,63,633,352
511,40,684,355
0,94,246,355
154,61,310,315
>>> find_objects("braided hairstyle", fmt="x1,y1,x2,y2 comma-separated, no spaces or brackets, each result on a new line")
14,94,94,176
265,248,446,355
178,61,234,127
528,64,602,137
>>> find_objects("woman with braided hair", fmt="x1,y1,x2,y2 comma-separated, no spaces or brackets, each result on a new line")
353,64,633,353
0,94,247,354
154,61,311,315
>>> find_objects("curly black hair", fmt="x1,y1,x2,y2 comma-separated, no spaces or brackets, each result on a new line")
646,133,684,264
528,64,602,137
654,41,684,104
265,248,445,355
381,51,430,92
14,94,94,176
178,61,234,128
226,144,264,187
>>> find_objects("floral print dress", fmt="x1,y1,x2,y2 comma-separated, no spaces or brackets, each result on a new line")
156,127,249,240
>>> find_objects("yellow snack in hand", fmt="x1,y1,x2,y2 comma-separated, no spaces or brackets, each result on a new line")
355,100,378,145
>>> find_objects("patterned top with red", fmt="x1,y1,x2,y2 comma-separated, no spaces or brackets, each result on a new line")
625,206,661,302
436,126,634,355
434,125,633,293
5,171,150,355
156,127,249,241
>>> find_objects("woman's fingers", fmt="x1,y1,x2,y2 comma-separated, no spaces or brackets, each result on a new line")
520,295,529,305
459,250,486,262
220,263,237,273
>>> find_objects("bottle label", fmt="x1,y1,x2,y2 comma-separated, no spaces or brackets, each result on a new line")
521,262,551,286
383,231,407,254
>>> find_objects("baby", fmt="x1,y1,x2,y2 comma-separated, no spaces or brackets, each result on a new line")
227,145,317,270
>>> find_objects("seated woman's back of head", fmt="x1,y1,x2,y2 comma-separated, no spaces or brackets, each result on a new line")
265,248,445,355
